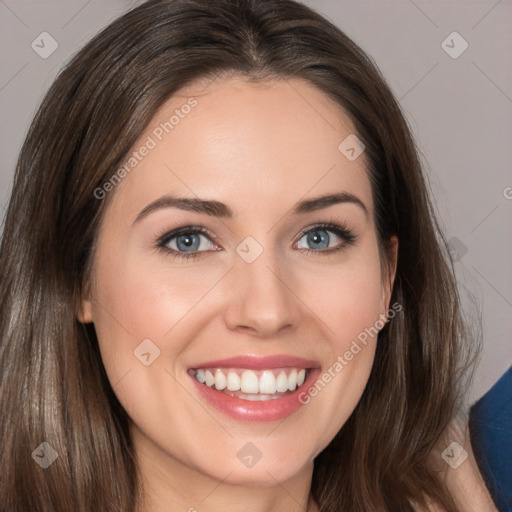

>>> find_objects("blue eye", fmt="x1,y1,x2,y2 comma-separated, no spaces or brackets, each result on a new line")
295,223,357,255
157,226,217,260
297,228,337,250
157,222,357,261
168,232,207,252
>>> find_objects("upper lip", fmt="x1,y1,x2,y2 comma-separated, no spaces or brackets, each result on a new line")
189,355,321,370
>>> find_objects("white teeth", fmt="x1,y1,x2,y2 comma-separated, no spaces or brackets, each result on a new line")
275,371,289,392
259,371,276,394
196,369,206,384
226,372,241,391
194,367,310,396
287,368,297,391
214,369,227,390
205,370,215,387
240,370,260,393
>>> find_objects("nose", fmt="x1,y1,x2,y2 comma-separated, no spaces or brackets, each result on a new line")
223,246,301,339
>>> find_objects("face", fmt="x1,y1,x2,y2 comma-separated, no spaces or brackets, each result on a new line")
80,76,397,489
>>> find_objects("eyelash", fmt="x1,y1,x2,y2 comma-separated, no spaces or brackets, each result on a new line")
156,218,358,261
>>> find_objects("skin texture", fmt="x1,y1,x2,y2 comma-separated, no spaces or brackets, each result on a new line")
79,76,398,512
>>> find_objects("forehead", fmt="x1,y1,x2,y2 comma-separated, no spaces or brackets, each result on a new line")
104,76,373,223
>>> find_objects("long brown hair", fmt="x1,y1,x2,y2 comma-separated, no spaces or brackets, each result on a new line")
0,0,477,510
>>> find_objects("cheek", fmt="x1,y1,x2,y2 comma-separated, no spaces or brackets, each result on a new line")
291,243,385,441
91,249,220,352
89,249,212,431
296,245,385,346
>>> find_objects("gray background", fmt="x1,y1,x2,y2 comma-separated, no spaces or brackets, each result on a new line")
0,0,511,404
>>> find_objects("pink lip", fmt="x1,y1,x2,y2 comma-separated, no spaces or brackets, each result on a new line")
189,354,321,370
188,355,321,422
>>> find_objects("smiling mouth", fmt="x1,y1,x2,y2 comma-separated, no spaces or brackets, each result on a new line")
188,367,310,401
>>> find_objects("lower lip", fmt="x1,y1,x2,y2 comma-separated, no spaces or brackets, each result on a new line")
189,369,321,422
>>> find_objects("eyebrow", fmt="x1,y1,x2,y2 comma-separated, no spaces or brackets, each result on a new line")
133,191,368,225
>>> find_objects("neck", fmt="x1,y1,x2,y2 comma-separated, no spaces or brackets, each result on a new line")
131,426,318,512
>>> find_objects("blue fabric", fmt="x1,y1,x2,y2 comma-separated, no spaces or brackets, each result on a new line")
469,366,512,512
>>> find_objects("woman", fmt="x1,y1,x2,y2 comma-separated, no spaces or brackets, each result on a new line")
0,0,497,510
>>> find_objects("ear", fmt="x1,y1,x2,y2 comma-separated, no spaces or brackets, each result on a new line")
381,235,398,315
77,280,94,324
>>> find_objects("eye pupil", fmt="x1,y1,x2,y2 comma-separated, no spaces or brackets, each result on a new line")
307,230,329,249
177,233,200,251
